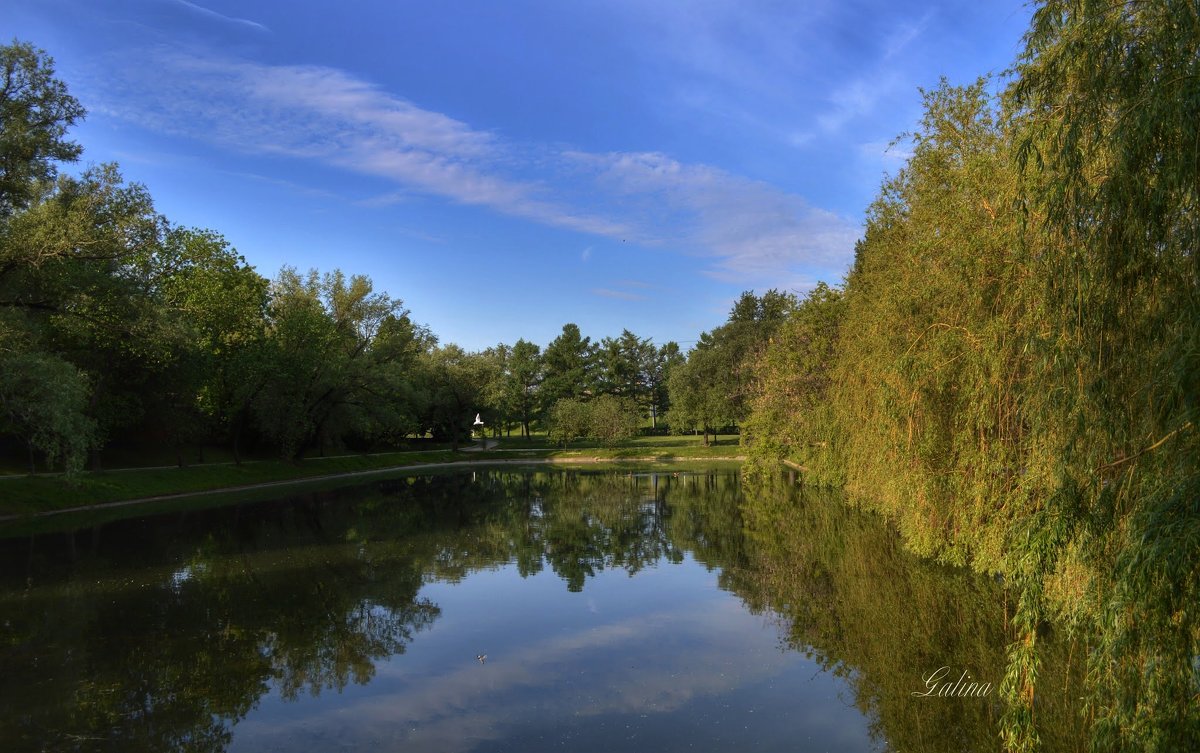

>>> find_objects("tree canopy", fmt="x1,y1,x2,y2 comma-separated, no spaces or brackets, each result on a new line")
0,41,85,217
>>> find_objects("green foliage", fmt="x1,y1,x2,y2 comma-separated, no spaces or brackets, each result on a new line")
666,290,794,443
506,338,543,437
539,323,594,412
547,397,589,448
0,41,85,217
648,340,683,427
419,343,493,450
587,394,640,447
1004,4,1200,749
664,341,731,445
0,351,92,473
742,5,1200,750
742,282,844,483
825,79,1029,568
1,162,161,464
594,329,653,405
253,267,417,459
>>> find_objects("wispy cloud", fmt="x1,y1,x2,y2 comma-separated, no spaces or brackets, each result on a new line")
858,139,913,169
592,288,647,301
170,0,269,32
231,602,805,753
588,1,932,154
219,169,342,201
815,73,903,134
102,51,630,238
882,11,934,60
572,151,858,287
97,50,857,288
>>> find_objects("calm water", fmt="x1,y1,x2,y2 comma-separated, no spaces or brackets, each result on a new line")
0,468,1086,752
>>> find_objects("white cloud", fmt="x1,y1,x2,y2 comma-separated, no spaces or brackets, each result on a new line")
230,603,806,753
573,151,858,287
97,50,857,288
103,50,630,238
816,73,903,134
170,0,269,32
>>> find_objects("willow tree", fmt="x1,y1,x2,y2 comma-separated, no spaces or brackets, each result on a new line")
1001,3,1200,750
825,79,1032,568
742,281,845,484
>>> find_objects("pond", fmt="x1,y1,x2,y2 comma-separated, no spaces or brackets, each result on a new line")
0,467,1087,752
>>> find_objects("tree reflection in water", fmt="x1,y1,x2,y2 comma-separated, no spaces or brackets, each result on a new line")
0,468,1086,752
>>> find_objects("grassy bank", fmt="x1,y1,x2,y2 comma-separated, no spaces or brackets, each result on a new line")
0,436,743,519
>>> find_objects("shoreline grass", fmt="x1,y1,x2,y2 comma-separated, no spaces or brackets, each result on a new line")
0,438,743,521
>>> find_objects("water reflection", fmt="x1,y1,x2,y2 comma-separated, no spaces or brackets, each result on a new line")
734,473,1088,753
0,469,1084,752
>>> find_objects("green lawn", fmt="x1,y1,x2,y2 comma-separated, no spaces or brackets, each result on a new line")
485,431,739,450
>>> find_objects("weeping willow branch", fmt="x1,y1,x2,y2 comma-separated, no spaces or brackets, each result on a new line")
1096,420,1194,473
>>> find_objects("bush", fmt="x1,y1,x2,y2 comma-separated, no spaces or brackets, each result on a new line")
546,398,589,447
587,395,640,447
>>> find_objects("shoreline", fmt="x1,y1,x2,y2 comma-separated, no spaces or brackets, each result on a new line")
0,455,745,522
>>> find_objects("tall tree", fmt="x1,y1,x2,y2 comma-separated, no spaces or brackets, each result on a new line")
594,329,653,406
358,310,436,447
478,343,513,436
506,338,542,438
420,344,490,450
0,351,93,473
253,268,410,459
546,397,589,448
646,341,683,429
743,282,844,479
667,290,795,439
139,227,269,464
3,164,162,468
1004,4,1200,749
0,41,85,217
587,394,640,447
539,323,594,412
665,333,737,446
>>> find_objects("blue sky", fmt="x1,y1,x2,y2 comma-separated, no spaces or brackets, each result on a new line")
8,0,1032,351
